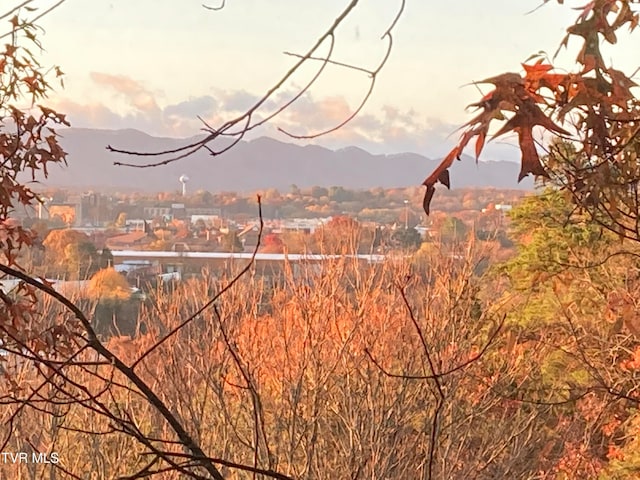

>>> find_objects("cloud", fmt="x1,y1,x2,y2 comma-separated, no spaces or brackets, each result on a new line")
265,91,462,157
90,72,161,115
51,73,219,136
49,98,125,129
50,96,167,135
51,76,517,159
220,90,260,112
90,72,145,94
267,93,353,132
164,96,217,117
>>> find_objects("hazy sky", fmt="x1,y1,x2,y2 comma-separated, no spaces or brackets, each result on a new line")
32,0,640,159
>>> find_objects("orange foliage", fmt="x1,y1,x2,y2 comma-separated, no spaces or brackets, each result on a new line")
620,346,640,372
43,228,91,255
607,444,625,461
260,233,284,253
226,275,414,397
88,268,131,302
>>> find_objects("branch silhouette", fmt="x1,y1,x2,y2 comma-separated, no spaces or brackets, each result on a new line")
108,0,405,168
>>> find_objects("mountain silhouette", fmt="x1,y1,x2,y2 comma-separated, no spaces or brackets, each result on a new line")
41,128,535,192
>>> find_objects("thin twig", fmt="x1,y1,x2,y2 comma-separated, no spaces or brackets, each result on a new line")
202,0,225,11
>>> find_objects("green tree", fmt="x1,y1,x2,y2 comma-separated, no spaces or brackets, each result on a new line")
65,241,99,278
191,189,213,205
289,184,301,196
493,188,640,475
88,267,134,336
100,247,114,269
500,189,615,325
29,220,50,241
328,186,353,202
391,227,422,251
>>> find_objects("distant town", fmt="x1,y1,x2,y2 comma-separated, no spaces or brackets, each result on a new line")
4,184,524,292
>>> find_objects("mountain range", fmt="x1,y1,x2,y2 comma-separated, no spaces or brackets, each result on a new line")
38,128,535,193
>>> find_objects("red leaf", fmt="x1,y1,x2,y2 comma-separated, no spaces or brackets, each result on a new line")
475,131,486,162
515,127,548,181
421,148,459,214
422,185,436,215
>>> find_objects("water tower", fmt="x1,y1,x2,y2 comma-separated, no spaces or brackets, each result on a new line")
179,174,189,197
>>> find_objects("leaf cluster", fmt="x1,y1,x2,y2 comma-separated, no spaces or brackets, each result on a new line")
423,0,640,227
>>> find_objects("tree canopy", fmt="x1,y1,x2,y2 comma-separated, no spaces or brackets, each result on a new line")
42,228,99,278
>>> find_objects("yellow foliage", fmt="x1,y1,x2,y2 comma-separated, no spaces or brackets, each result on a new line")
88,268,131,302
43,229,91,259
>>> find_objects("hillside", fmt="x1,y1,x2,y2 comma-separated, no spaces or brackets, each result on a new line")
41,128,535,192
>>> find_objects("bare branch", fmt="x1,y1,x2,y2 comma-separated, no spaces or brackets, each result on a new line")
365,314,505,381
0,0,67,39
202,0,225,11
109,0,405,168
280,0,404,139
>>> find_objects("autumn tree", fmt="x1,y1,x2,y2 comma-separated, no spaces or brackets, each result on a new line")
114,211,127,228
422,2,640,471
42,228,99,278
113,245,525,480
260,233,284,253
313,215,362,254
280,230,313,254
0,5,282,479
88,267,131,303
0,14,68,269
9,1,640,479
0,2,69,362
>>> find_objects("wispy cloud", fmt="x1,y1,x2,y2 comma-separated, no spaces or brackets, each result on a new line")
90,72,161,115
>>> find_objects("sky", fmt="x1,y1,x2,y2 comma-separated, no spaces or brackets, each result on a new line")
25,0,640,160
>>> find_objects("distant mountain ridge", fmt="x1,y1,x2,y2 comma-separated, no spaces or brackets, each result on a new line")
40,128,535,192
